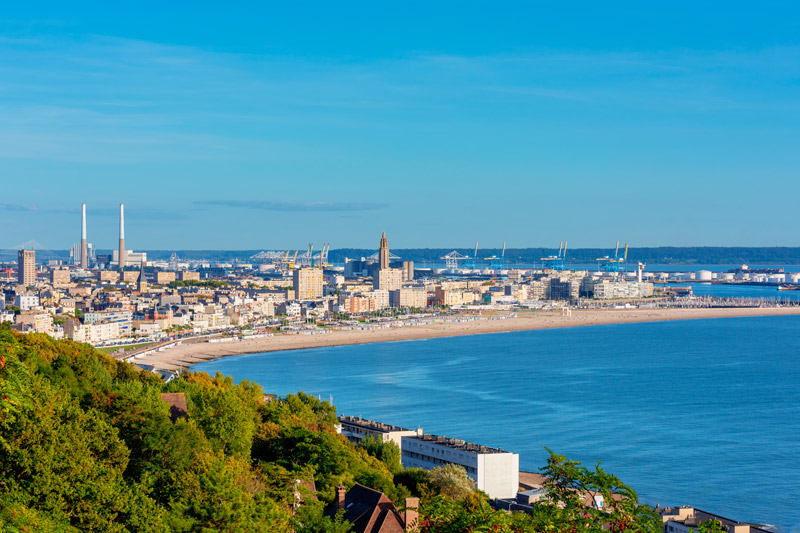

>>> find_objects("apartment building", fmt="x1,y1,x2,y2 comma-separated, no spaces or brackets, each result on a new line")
401,433,519,499
338,416,422,450
294,267,324,300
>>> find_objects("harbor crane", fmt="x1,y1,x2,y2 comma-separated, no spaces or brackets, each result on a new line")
597,241,628,275
541,241,568,271
315,243,331,269
485,242,506,270
464,242,480,270
441,250,469,270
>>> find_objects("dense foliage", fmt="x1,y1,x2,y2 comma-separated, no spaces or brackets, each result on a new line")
0,323,663,532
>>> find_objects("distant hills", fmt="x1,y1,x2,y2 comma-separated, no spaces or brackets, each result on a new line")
4,247,799,265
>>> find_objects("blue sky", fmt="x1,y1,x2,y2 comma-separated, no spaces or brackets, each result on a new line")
2,2,799,250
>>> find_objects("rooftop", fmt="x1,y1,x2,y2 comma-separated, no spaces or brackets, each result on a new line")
338,415,413,433
403,433,510,454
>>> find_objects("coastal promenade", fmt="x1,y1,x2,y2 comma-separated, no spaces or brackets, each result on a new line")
131,306,800,372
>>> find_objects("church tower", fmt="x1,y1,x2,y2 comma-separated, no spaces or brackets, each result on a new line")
379,232,389,270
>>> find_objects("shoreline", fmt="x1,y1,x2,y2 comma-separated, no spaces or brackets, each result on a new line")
132,307,800,371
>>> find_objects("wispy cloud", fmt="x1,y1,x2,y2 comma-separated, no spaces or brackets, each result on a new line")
196,200,388,212
1,203,38,212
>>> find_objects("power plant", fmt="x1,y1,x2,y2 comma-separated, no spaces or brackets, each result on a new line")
80,203,88,268
119,204,126,271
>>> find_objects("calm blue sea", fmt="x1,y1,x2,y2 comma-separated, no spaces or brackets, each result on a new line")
194,316,800,532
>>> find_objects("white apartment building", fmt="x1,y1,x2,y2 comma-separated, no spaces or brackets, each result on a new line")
592,280,654,299
64,320,120,344
338,416,422,450
401,434,519,499
84,310,133,336
363,289,390,310
15,293,40,311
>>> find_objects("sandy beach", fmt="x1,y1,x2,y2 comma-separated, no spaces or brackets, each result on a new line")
130,306,800,372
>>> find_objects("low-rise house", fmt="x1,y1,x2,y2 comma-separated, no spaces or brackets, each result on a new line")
658,507,771,533
327,484,418,533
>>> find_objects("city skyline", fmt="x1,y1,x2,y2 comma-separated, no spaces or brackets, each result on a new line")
2,3,800,249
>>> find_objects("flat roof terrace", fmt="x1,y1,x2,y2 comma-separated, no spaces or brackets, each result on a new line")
338,415,413,433
404,433,509,454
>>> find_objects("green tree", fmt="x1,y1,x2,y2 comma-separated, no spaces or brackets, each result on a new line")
535,448,661,533
357,435,402,474
427,464,475,500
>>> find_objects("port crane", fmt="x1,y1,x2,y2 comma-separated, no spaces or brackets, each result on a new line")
485,242,506,270
597,241,628,274
315,243,331,269
464,242,480,270
541,241,568,271
441,251,469,270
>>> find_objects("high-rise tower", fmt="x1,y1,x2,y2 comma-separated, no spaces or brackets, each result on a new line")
119,203,126,271
379,232,389,270
18,249,35,286
80,204,88,268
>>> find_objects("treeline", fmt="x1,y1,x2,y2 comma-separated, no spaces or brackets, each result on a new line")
0,324,662,531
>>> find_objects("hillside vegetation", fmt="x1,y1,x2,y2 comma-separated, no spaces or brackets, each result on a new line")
0,324,659,532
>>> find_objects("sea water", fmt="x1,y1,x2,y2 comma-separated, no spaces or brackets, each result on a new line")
194,316,800,531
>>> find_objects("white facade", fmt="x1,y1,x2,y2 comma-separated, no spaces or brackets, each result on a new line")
592,280,654,299
401,434,519,499
364,289,390,310
338,416,422,450
84,310,133,336
15,294,40,311
64,320,120,344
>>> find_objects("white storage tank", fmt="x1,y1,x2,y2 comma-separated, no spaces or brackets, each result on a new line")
696,270,713,281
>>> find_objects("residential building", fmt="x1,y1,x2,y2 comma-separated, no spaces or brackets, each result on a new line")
96,270,120,283
547,278,574,300
658,507,771,533
294,267,323,300
364,289,390,309
338,416,422,450
401,434,519,499
591,280,654,299
51,266,71,285
339,295,377,314
374,268,403,291
390,287,427,309
156,271,176,285
15,293,40,311
84,309,133,336
18,249,35,286
327,484,418,533
179,270,200,281
64,319,120,344
17,312,53,335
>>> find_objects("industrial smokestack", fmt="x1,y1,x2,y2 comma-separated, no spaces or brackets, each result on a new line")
119,204,126,270
80,203,88,268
